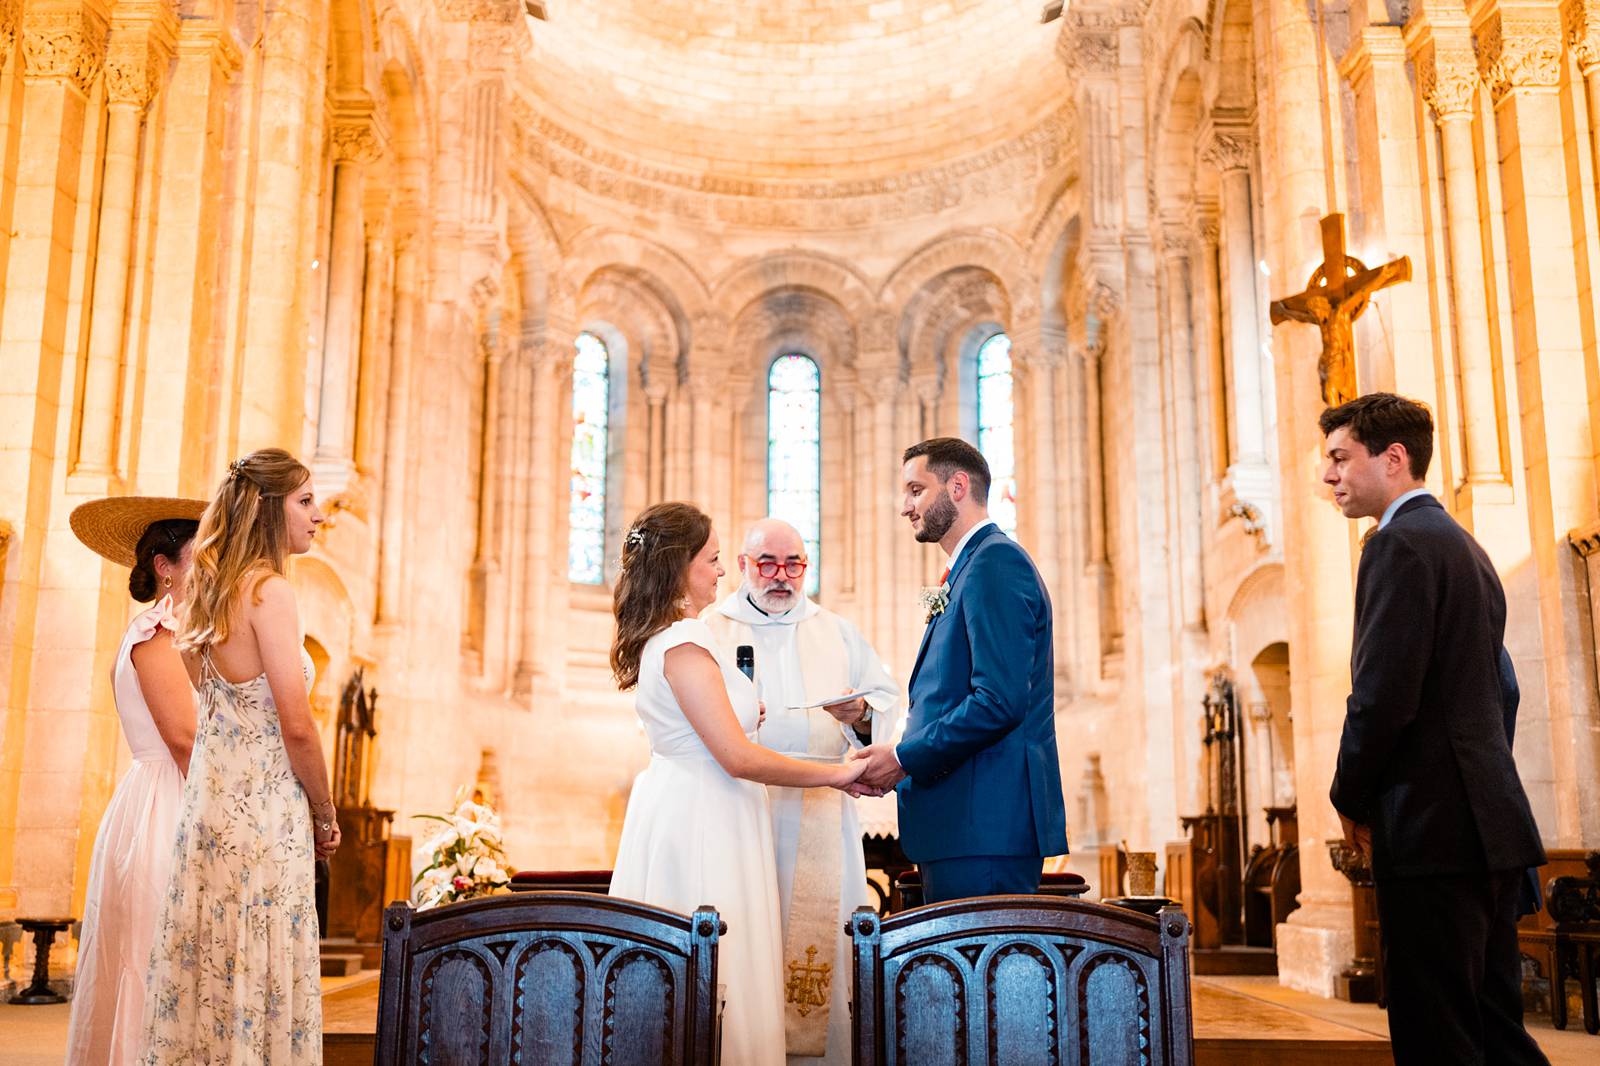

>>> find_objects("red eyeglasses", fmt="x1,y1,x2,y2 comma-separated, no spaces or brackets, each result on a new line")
751,559,808,579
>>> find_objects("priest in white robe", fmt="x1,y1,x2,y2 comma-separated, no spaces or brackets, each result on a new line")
704,518,903,1066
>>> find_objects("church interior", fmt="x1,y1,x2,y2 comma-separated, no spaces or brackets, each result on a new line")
3,0,1600,1060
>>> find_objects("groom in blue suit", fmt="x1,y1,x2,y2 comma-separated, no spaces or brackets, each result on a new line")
852,437,1068,902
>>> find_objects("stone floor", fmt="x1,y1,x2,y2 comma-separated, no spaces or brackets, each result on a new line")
1,971,1595,1064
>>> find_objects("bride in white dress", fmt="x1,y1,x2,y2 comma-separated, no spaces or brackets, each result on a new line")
609,503,867,1066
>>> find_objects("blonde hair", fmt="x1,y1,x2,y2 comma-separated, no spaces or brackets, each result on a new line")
177,449,311,652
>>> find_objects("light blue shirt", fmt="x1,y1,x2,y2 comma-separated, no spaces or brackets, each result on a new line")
943,518,997,585
1379,488,1433,530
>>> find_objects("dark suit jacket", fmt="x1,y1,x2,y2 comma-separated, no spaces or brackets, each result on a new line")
1330,495,1545,881
895,523,1068,862
1497,647,1545,917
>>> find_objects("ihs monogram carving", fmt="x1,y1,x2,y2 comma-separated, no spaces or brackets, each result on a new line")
1475,13,1563,101
21,9,108,93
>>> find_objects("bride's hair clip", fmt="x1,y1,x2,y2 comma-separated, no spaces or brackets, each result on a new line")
228,458,248,482
624,526,648,551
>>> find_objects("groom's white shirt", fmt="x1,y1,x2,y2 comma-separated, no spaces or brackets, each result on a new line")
943,517,997,578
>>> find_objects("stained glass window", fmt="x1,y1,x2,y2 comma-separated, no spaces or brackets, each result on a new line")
568,332,609,583
976,333,1017,539
766,354,821,596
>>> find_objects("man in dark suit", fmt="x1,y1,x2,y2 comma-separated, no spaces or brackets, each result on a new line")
850,437,1067,903
1320,393,1547,1065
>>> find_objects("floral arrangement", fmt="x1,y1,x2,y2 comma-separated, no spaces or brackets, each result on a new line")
917,585,949,623
412,794,511,910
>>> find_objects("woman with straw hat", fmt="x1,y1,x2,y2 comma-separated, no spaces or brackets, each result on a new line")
64,495,207,1066
139,449,336,1066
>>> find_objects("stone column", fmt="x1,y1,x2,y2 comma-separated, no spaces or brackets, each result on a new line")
73,5,175,483
1162,234,1205,630
1,0,109,917
1258,0,1357,997
1190,205,1229,484
644,381,668,505
1474,0,1600,845
1566,0,1600,209
376,234,419,627
1409,10,1508,496
1202,129,1268,473
313,110,383,494
513,336,563,700
353,215,393,477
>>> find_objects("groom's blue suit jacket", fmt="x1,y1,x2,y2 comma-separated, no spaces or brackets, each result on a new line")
895,522,1069,863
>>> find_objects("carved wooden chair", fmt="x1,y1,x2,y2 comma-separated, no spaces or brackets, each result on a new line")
850,895,1194,1065
375,891,722,1065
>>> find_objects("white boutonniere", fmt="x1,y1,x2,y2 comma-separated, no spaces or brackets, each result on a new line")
918,585,950,624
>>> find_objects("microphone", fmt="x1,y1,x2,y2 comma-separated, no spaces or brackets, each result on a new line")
736,645,755,683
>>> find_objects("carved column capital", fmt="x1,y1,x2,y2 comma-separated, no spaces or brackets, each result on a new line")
1200,129,1255,173
1474,8,1563,103
1090,281,1122,320
1191,202,1221,247
104,6,179,109
1418,44,1480,118
1564,0,1600,74
21,5,109,93
330,112,386,165
0,0,23,73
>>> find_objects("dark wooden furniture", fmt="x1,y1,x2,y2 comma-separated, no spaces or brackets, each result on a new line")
1328,841,1383,1005
888,868,1089,912
319,669,411,971
849,895,1193,1065
1542,851,1600,1034
863,832,916,915
1242,806,1301,948
1517,848,1599,1025
375,891,723,1066
12,917,73,1005
507,869,613,893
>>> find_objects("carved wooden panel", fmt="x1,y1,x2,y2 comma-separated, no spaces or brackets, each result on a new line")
376,892,720,1066
852,897,1193,1066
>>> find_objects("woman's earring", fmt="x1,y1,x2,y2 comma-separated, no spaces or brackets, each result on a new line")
164,576,173,589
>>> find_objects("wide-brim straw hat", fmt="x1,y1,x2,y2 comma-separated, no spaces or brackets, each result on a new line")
70,495,210,569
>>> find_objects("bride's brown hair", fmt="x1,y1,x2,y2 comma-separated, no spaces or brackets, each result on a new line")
177,448,311,652
610,502,712,691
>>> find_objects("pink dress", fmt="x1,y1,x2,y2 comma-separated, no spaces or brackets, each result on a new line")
65,597,190,1066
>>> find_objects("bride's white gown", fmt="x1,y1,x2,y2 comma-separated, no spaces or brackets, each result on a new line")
610,618,786,1066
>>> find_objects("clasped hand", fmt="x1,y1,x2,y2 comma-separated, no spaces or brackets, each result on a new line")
836,743,906,797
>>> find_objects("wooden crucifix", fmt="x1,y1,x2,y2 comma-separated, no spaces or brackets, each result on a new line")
1269,213,1411,407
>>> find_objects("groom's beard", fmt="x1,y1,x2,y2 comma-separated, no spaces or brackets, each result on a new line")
914,489,958,543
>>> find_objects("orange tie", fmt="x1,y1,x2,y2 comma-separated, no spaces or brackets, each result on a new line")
940,567,950,586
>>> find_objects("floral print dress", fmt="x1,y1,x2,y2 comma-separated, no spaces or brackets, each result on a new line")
138,648,321,1065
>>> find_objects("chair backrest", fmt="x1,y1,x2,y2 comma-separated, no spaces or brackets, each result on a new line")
850,895,1194,1066
375,892,721,1066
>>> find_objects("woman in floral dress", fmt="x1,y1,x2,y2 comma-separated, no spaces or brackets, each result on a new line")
139,449,339,1065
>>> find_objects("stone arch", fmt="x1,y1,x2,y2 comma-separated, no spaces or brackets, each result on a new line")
290,554,360,726
560,228,711,323
880,229,1033,328
1205,0,1257,111
1151,21,1212,214
579,267,685,389
328,0,380,98
712,250,879,339
1225,562,1288,665
1223,563,1296,821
